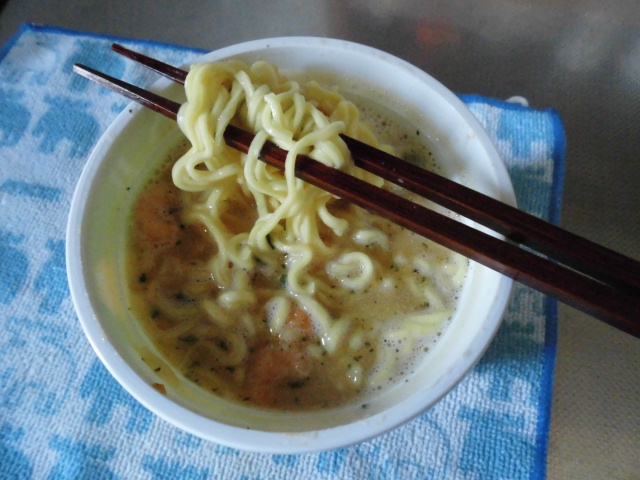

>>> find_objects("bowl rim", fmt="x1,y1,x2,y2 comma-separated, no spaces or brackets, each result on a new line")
66,35,515,453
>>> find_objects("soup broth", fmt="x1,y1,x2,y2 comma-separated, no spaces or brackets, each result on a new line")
126,61,467,410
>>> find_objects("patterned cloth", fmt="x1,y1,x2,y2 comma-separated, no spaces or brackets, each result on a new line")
0,24,564,480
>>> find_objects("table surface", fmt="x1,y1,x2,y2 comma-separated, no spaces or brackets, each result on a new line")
1,1,638,478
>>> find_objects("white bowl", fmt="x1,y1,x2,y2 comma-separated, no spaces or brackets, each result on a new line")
66,37,515,453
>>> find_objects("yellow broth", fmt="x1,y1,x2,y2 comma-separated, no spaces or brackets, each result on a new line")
126,96,466,411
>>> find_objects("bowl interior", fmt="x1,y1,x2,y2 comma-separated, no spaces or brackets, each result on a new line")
67,37,515,453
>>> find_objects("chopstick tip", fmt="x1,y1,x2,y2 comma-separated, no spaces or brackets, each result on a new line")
72,63,89,76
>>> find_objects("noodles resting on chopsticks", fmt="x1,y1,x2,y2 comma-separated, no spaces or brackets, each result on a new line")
128,59,467,409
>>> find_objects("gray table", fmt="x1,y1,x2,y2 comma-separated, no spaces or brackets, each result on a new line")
1,1,637,477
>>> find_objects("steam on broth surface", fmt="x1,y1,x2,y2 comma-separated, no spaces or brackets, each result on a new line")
126,60,467,410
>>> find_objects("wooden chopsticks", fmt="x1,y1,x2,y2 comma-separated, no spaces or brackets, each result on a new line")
110,45,640,298
72,45,640,338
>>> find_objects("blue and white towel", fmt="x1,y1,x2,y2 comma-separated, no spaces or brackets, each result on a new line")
0,24,564,480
